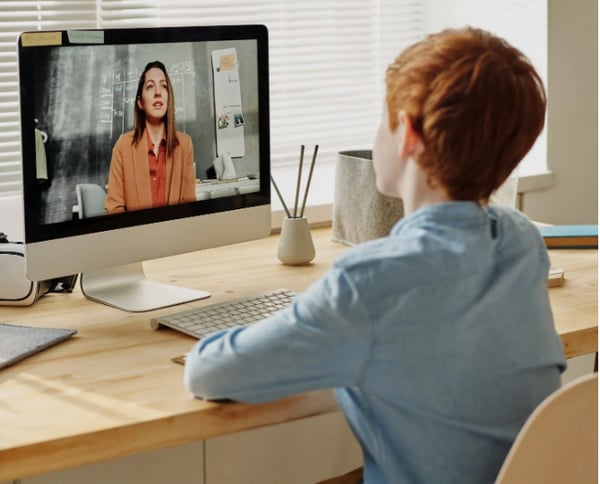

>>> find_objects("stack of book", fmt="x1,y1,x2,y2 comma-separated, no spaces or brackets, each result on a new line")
537,224,598,249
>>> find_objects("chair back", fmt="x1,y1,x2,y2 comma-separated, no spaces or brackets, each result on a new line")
75,183,106,218
495,372,598,484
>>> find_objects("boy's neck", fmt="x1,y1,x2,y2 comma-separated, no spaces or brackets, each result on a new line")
399,158,450,215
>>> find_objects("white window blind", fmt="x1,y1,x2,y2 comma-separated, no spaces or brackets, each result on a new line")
0,2,97,195
0,1,550,199
0,1,423,199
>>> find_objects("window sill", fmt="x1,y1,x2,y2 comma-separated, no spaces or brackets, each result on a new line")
517,170,554,193
271,170,556,231
271,204,333,232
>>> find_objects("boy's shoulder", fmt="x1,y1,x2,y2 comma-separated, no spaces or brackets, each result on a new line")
333,230,426,274
333,204,545,278
491,205,545,246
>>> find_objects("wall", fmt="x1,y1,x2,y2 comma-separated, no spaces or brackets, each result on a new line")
522,0,598,224
527,0,598,381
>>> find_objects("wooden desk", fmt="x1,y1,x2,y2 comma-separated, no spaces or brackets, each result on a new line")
546,248,598,358
0,227,596,480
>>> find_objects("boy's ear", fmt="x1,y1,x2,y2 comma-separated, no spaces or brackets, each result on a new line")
397,111,423,159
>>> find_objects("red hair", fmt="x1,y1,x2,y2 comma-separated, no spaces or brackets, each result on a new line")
386,27,546,202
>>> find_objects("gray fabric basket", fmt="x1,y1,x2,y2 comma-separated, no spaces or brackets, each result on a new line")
333,150,404,246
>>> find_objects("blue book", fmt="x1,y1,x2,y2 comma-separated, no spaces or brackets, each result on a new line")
537,224,598,249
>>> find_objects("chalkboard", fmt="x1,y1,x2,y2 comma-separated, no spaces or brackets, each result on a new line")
31,40,260,224
101,57,199,144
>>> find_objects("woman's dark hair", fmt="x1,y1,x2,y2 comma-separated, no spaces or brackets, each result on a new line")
132,60,178,156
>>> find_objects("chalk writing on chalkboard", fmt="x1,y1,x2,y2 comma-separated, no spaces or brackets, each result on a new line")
98,60,197,141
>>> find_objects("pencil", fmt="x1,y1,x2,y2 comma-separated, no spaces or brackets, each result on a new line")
292,145,305,217
300,144,319,218
270,175,292,218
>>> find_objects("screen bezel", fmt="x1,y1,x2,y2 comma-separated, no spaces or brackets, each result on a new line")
18,24,271,244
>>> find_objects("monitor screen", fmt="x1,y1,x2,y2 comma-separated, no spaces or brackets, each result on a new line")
18,25,271,311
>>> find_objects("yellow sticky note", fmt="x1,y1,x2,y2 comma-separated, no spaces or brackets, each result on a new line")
219,53,236,71
21,32,62,47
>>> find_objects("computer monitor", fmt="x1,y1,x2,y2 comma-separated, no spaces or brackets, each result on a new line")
17,25,271,312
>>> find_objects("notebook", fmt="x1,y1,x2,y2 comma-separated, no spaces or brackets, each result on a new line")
0,322,77,369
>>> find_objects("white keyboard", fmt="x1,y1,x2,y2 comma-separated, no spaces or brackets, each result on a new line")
150,288,296,339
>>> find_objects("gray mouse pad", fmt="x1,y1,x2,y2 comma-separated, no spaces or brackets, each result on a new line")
0,322,77,370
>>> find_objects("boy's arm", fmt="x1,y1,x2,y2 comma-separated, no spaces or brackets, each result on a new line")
183,268,370,403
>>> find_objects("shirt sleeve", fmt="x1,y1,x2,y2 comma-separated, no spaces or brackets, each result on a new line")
183,267,372,403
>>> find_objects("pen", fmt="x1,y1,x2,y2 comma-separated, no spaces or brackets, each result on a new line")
292,145,305,218
270,175,292,218
300,144,319,218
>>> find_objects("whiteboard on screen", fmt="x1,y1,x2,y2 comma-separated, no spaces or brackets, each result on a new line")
211,48,245,157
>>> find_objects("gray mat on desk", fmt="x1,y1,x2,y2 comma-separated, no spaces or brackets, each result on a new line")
0,322,77,370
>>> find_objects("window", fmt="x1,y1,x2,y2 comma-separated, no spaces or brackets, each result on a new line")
0,2,97,196
0,1,423,200
0,1,547,204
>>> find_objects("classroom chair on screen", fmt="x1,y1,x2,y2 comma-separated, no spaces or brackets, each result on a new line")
75,183,106,219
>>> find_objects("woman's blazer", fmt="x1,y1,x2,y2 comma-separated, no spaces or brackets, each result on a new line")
105,130,196,213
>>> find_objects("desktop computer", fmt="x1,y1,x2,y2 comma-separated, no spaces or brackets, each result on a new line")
17,25,272,312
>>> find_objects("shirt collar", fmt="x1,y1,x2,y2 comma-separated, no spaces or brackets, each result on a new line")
391,201,489,236
145,127,166,151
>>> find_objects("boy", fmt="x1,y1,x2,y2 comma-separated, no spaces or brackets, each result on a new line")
184,28,566,483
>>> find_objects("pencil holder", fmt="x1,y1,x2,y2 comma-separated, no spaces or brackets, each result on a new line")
277,217,315,265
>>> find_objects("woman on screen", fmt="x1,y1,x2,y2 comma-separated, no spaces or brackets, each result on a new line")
105,61,196,213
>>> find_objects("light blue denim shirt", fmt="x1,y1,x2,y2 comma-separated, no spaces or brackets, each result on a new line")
184,202,566,483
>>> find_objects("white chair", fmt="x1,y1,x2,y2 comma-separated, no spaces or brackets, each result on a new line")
75,183,106,218
495,372,598,484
